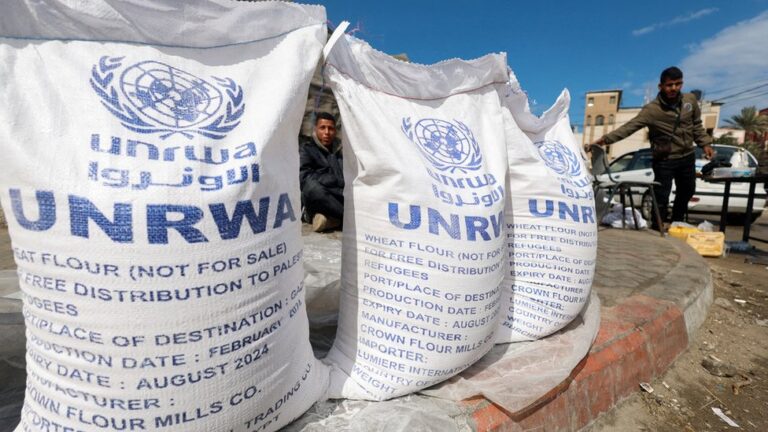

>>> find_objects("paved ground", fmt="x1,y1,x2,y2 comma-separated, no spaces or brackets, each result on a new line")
0,214,714,431
589,212,768,432
0,226,12,270
594,229,679,307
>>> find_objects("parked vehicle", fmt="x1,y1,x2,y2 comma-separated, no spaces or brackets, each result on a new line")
597,144,766,223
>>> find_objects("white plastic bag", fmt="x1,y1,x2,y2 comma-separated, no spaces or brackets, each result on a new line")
323,35,509,400
731,149,750,169
0,2,328,431
602,204,648,229
496,78,596,342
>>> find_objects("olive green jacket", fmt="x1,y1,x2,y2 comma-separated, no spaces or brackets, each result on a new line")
602,93,712,159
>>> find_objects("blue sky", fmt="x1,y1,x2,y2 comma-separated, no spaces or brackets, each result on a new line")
318,1,768,127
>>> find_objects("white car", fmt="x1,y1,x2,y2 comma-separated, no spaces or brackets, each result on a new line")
599,144,766,223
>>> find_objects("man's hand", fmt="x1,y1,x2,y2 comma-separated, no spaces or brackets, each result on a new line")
702,145,714,160
584,137,605,153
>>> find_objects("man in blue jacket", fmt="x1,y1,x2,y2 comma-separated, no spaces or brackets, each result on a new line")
299,112,344,232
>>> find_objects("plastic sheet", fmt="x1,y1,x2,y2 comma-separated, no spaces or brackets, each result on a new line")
303,233,343,328
421,292,600,413
300,235,601,422
302,233,343,358
285,395,473,432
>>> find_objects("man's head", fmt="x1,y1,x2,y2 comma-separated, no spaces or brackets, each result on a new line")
658,67,684,101
314,112,337,148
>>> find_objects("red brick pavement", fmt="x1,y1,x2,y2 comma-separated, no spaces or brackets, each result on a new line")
463,295,688,431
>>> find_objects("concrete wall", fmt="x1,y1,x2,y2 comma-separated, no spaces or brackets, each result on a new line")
299,58,341,138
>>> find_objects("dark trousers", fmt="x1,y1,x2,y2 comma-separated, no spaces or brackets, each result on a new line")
302,181,344,221
652,152,696,225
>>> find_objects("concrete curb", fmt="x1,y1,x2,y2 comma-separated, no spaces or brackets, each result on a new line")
461,237,712,431
644,237,714,339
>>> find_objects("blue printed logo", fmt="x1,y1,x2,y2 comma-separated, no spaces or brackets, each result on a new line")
402,118,482,173
535,140,582,178
90,56,244,140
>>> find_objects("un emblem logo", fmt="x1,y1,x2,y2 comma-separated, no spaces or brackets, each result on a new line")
401,118,482,173
535,140,582,177
90,56,244,140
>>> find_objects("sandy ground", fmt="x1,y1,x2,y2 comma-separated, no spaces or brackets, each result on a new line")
589,213,768,432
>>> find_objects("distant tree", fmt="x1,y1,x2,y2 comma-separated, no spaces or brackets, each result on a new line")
742,141,765,161
713,132,737,146
724,106,768,146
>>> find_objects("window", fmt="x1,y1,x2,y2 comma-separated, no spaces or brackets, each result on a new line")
609,153,634,172
587,97,594,106
634,152,653,170
586,115,592,126
609,96,616,104
608,114,614,125
595,115,605,126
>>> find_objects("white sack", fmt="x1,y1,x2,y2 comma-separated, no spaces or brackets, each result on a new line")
0,1,328,431
323,36,509,400
496,78,597,343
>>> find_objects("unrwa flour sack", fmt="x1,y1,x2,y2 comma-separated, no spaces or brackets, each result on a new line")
322,35,508,400
495,77,596,343
0,1,329,431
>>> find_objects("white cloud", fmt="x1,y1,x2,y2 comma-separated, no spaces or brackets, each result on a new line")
632,8,719,36
629,81,657,102
679,11,768,123
611,80,654,103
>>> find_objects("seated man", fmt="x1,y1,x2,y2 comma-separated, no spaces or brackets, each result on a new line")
299,112,344,232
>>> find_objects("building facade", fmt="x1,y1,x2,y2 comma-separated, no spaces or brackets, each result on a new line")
582,90,721,160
